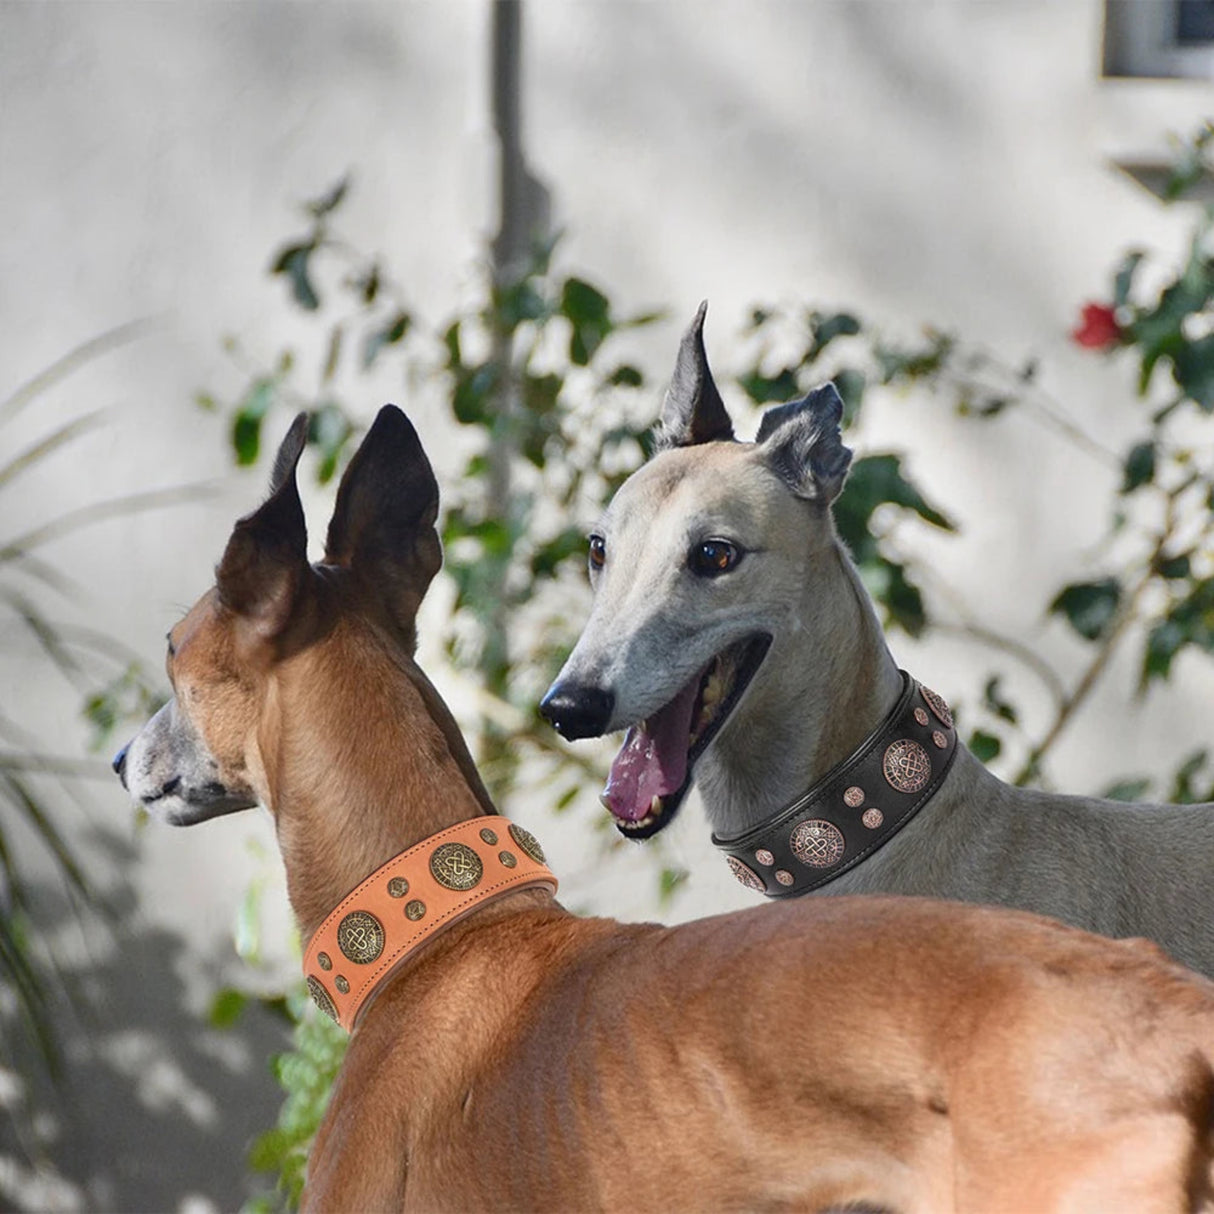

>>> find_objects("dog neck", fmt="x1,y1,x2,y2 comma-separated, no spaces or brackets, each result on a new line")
266,620,519,940
710,670,958,895
698,541,905,838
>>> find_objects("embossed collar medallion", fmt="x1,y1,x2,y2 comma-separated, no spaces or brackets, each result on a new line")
712,673,958,898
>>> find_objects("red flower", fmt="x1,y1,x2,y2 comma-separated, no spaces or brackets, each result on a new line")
1071,303,1122,350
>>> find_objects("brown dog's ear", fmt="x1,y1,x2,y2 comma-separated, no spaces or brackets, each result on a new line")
756,382,853,505
216,413,310,637
655,301,735,450
324,405,441,643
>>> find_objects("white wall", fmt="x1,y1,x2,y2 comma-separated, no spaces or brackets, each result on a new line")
2,2,1213,1207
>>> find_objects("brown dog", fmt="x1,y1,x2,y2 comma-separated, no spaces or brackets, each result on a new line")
117,407,1214,1212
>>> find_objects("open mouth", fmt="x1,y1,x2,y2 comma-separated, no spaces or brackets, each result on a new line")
601,634,771,840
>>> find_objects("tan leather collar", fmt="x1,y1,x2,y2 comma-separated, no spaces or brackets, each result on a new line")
303,817,558,1031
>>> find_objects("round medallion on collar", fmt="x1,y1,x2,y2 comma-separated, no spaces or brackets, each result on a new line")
430,842,484,891
337,910,386,964
508,823,546,865
726,856,766,891
883,739,931,794
789,819,846,868
920,686,953,729
843,785,865,808
307,975,338,1022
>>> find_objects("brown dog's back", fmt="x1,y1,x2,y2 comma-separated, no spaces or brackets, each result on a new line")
319,896,1214,1213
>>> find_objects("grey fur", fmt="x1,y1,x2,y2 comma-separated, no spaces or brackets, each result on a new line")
655,302,735,450
755,383,853,503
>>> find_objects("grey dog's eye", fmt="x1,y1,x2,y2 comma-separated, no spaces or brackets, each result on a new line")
588,535,606,570
689,539,740,577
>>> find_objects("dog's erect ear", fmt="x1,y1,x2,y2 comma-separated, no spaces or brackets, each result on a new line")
216,413,310,637
324,404,441,640
655,301,735,450
755,382,853,505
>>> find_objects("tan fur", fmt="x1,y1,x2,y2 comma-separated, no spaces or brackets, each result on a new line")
121,411,1214,1212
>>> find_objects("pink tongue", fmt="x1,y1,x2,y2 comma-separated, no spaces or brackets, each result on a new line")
602,675,701,822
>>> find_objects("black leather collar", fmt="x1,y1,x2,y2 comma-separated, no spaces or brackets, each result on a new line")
711,672,957,897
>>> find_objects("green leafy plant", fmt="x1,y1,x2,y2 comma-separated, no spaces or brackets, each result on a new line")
0,324,200,1077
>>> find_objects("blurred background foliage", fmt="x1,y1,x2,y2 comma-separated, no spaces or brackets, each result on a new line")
0,323,199,1077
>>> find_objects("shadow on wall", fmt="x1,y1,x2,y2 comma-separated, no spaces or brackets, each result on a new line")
0,827,289,1214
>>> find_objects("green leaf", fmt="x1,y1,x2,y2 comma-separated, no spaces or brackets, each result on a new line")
1171,333,1214,412
1112,250,1144,308
452,365,497,426
521,372,562,418
1143,619,1187,684
969,730,1001,763
362,312,411,369
1129,248,1211,393
857,557,928,636
232,379,275,466
874,332,955,384
805,311,861,362
1102,777,1152,802
270,242,320,311
1121,441,1156,493
305,175,350,219
1048,578,1121,642
659,867,689,905
561,277,613,366
234,880,263,964
834,454,955,552
554,785,580,811
357,264,381,305
608,364,644,388
322,325,343,384
209,987,249,1029
1141,577,1214,685
739,367,799,405
530,526,587,579
1169,749,1209,803
1155,553,1192,580
496,277,548,330
832,368,865,424
982,676,1019,725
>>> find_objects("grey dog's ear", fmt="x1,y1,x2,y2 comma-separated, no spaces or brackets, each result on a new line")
655,302,734,450
755,383,853,504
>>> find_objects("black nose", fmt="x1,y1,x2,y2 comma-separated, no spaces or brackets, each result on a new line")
112,743,129,786
539,683,615,741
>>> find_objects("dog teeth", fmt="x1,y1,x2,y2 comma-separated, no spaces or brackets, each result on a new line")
701,673,723,707
650,795,662,816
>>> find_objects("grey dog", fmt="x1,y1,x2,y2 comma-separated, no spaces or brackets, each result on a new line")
542,303,1214,979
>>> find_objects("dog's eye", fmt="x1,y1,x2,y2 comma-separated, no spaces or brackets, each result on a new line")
588,535,606,571
690,539,741,577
